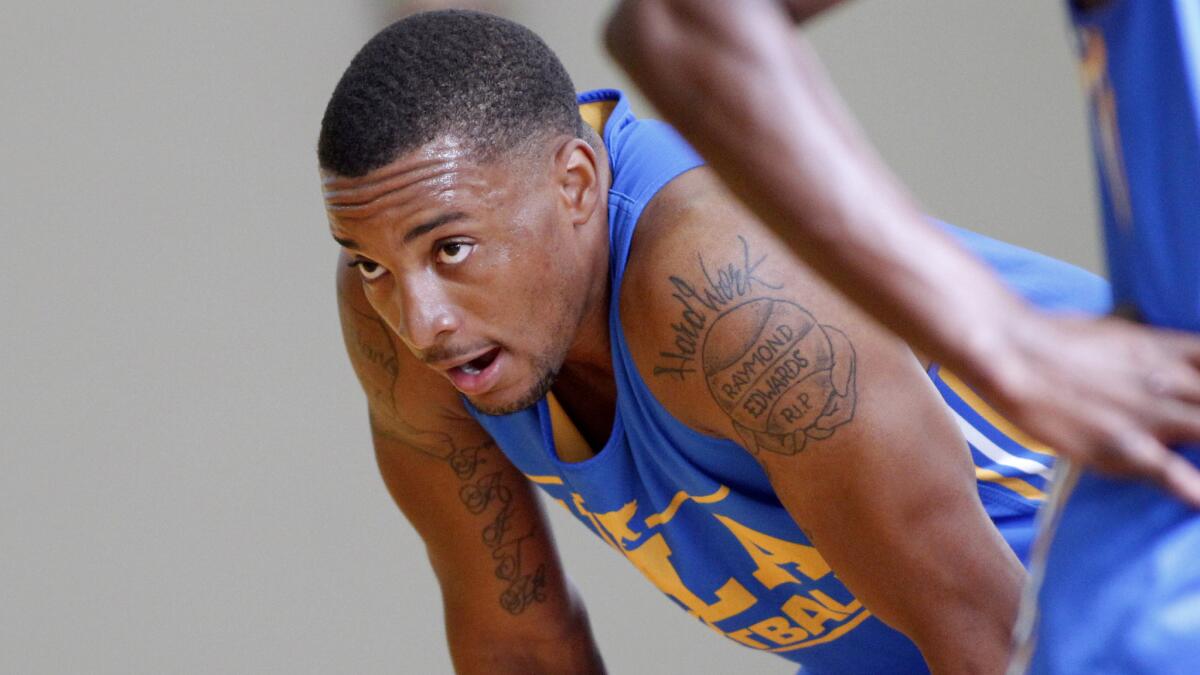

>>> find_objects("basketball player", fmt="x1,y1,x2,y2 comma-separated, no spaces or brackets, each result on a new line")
606,0,1200,671
321,11,1108,673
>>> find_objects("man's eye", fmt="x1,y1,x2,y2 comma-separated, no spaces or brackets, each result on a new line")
349,259,388,281
436,242,474,265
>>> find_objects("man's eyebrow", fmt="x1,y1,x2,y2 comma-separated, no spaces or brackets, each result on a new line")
332,234,360,250
404,211,468,244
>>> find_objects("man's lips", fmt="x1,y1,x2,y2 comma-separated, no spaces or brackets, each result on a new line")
427,346,498,373
441,347,503,395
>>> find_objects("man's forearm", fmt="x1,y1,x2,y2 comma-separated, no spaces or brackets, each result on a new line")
449,639,605,675
445,594,605,674
606,0,1036,393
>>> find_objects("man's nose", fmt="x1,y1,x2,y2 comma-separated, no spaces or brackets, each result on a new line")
392,272,460,352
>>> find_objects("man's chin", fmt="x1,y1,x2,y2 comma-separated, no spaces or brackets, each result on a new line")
469,370,557,417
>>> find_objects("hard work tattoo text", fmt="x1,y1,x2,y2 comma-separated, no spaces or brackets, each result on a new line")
655,237,857,455
346,304,547,614
656,236,783,379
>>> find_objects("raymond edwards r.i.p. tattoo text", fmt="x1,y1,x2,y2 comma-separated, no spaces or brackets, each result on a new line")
655,236,857,455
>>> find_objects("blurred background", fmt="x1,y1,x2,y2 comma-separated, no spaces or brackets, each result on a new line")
2,1,1098,673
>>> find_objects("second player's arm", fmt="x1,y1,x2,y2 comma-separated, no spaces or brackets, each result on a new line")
623,171,1022,674
606,0,1200,503
606,0,1029,376
337,256,605,674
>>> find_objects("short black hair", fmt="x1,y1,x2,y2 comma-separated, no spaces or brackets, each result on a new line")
318,10,584,177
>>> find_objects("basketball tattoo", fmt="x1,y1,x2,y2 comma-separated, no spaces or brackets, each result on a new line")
656,238,857,455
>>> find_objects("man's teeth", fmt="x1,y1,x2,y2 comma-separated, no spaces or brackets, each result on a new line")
460,362,481,375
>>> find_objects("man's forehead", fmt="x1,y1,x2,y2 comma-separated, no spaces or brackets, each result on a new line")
321,133,559,226
322,136,475,207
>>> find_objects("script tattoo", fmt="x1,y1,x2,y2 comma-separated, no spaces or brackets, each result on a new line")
350,304,546,614
655,235,783,380
371,421,549,615
461,470,549,613
343,303,402,417
657,238,858,455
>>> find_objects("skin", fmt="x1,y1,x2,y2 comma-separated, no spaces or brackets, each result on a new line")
604,0,1200,508
327,124,1024,671
623,171,1021,673
328,133,610,674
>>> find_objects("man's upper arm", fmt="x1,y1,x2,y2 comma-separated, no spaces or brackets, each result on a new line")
335,256,593,667
620,170,1023,669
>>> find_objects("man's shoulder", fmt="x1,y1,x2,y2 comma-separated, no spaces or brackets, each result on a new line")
619,166,893,453
605,108,704,209
618,168,785,438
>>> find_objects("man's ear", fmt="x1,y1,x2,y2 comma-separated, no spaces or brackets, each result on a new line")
554,137,602,226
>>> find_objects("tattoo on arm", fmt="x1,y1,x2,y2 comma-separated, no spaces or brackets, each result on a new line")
370,417,549,616
347,305,547,615
654,236,857,455
343,302,401,418
460,464,549,614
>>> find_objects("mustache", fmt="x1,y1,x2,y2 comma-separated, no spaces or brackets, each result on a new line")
417,342,495,365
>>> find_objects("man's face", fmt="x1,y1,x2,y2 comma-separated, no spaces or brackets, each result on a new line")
324,137,600,415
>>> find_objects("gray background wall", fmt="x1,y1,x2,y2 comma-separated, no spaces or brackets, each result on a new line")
3,2,1098,674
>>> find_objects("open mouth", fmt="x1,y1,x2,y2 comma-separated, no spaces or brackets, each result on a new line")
445,347,504,396
455,347,500,376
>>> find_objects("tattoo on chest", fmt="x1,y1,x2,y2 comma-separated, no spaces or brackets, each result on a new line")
654,237,858,455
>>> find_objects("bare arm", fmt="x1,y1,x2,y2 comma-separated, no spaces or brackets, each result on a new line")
606,0,1200,504
622,171,1022,672
337,255,605,674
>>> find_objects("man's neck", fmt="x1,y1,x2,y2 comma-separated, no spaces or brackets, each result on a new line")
554,255,617,450
554,192,616,450
549,126,618,450
551,358,617,455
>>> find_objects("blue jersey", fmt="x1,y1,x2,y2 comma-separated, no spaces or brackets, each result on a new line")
468,89,1109,674
1074,0,1200,329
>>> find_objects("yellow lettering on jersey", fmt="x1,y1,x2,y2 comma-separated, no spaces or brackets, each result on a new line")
725,628,771,649
588,500,642,546
573,493,759,627
770,604,873,653
714,514,831,588
781,594,849,636
735,588,871,652
644,485,731,528
567,493,872,654
624,532,757,626
810,589,861,615
571,494,624,552
749,616,810,646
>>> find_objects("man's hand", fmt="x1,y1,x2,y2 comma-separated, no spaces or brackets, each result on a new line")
982,312,1200,506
